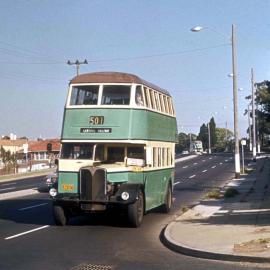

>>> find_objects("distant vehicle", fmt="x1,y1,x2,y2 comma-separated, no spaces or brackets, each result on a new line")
181,150,189,155
50,72,177,227
190,140,203,154
45,173,58,188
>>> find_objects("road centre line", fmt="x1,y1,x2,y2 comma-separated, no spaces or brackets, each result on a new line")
5,225,50,240
182,165,188,168
219,162,223,165
1,182,17,186
225,160,228,162
209,157,212,160
18,203,48,211
173,181,180,186
189,175,196,179
202,160,206,162
202,170,207,173
211,166,216,168
0,187,16,192
193,162,198,165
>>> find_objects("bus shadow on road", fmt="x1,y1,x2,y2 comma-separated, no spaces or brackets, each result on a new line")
0,198,54,226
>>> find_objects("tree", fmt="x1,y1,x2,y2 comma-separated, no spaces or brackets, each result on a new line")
209,117,217,147
176,132,189,153
215,128,233,151
246,80,270,147
198,123,208,149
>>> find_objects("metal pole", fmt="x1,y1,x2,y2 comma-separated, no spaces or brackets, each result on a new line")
232,24,240,178
247,105,252,151
241,143,245,174
208,123,211,154
251,68,257,161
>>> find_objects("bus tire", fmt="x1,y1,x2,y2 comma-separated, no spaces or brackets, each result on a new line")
161,184,172,213
127,189,144,228
53,205,68,226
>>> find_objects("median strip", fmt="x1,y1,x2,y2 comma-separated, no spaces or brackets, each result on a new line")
0,189,39,201
5,225,50,240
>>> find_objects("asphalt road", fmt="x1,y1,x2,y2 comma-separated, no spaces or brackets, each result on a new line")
0,154,264,270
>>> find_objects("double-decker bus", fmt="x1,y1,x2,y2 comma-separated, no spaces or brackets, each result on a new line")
50,72,177,227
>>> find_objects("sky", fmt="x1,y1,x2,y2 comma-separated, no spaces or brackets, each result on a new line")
0,0,269,139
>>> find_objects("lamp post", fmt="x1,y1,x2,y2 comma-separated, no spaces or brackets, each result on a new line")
191,24,241,178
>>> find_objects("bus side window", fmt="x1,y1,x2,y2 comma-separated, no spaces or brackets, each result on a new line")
143,87,149,107
135,86,144,106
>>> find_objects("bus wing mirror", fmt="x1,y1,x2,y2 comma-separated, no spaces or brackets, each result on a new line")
146,147,153,166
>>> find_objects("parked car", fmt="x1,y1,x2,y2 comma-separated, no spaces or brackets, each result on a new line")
45,173,58,188
181,150,189,155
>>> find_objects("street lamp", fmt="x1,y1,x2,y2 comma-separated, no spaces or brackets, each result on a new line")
191,24,241,178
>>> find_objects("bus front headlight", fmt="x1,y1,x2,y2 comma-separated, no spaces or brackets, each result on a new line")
121,191,129,201
49,188,57,197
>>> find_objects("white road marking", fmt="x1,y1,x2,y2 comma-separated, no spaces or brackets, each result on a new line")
189,175,196,179
219,162,223,165
0,187,16,192
173,181,180,186
202,160,206,162
193,163,198,165
211,166,216,169
18,203,48,211
209,157,212,160
1,182,17,186
202,170,208,173
5,225,50,240
182,166,188,169
225,160,228,162
230,157,233,159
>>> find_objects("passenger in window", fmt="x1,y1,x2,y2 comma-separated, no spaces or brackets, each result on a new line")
136,93,144,106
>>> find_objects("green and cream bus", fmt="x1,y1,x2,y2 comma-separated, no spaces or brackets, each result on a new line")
50,72,177,227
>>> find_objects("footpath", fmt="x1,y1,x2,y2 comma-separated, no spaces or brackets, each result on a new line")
163,155,270,263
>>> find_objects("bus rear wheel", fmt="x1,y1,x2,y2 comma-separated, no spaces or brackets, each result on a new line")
127,190,144,227
53,204,68,226
161,184,172,213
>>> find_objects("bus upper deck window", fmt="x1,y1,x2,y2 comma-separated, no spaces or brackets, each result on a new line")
135,86,144,106
70,85,99,105
101,85,131,105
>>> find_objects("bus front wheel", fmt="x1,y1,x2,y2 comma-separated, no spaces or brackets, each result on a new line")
53,204,68,226
127,190,144,227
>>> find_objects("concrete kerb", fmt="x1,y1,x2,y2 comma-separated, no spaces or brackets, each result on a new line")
162,222,270,263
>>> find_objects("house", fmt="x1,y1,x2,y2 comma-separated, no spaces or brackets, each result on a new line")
0,139,28,154
28,139,60,161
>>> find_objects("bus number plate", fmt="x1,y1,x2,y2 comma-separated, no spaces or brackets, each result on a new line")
89,116,104,125
62,184,74,191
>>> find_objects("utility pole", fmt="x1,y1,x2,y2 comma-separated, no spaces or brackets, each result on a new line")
251,68,256,161
67,59,88,76
208,123,211,154
247,104,252,152
232,24,240,178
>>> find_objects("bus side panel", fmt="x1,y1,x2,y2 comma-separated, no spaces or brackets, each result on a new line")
62,109,177,142
144,168,174,211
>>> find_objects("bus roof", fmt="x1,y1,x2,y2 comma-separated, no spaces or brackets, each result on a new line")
70,72,171,96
